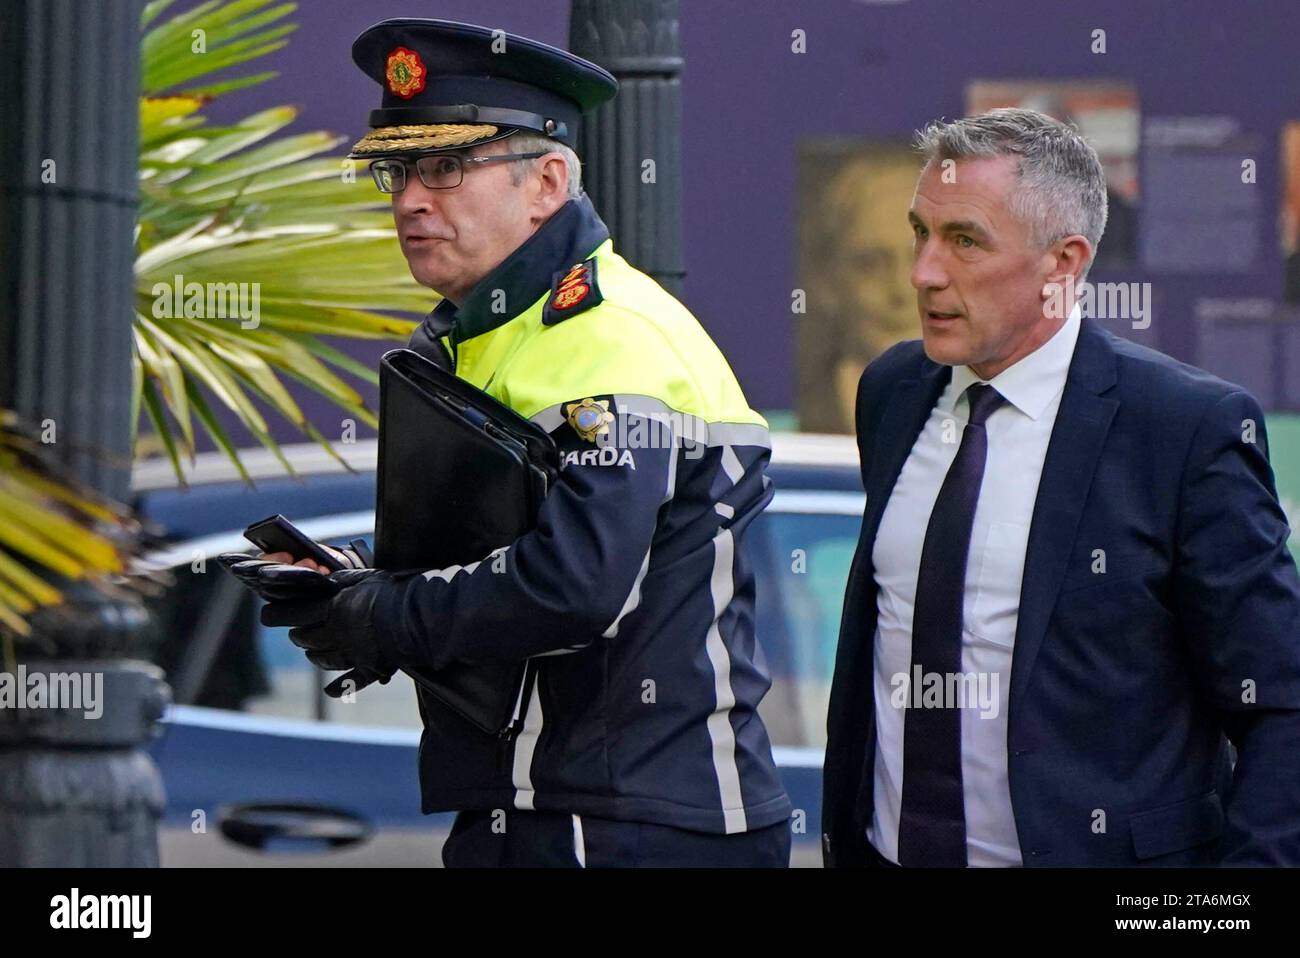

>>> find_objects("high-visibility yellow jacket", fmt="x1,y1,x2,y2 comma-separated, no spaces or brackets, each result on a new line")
376,194,791,834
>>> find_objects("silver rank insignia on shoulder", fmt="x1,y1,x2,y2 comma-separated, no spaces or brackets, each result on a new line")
565,397,614,442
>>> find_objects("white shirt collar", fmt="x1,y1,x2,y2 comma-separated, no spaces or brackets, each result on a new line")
947,302,1082,421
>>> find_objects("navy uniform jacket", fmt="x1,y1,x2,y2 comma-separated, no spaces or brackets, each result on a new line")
824,318,1300,866
370,195,792,835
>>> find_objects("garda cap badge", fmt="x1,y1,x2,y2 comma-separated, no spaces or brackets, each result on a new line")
565,398,614,442
543,257,603,325
385,46,427,99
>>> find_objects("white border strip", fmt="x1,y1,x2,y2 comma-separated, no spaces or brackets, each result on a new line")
133,511,377,573
768,491,865,515
705,524,747,834
161,704,420,746
136,495,862,574
162,706,828,767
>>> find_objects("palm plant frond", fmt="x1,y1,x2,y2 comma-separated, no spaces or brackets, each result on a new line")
137,0,425,483
0,414,140,647
3,0,413,642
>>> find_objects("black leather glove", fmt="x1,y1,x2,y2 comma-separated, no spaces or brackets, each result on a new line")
264,568,398,693
218,556,398,697
218,553,338,602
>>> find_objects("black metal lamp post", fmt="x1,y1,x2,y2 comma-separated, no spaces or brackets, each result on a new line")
0,0,169,867
570,0,685,297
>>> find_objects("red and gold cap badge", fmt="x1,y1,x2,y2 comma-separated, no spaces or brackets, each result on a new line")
385,46,426,100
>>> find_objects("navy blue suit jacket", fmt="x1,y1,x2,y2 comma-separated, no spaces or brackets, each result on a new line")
823,318,1300,867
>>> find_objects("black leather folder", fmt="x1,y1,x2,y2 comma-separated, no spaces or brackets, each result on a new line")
375,348,559,735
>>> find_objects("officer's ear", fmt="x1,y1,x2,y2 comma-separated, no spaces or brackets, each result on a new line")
529,151,570,222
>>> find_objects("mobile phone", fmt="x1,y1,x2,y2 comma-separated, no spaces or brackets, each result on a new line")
243,514,345,571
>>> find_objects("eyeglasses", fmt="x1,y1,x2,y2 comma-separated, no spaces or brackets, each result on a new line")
368,151,549,193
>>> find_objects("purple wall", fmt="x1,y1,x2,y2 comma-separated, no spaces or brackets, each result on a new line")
195,0,1300,414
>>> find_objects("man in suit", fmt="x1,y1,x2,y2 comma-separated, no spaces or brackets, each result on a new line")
823,107,1300,867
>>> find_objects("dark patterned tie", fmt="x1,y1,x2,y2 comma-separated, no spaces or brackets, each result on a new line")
897,382,1005,867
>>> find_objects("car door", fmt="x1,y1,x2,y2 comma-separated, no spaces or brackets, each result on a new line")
143,518,453,867
142,482,864,867
748,486,865,865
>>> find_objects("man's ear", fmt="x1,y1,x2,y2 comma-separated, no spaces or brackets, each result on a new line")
1045,233,1093,288
530,152,570,224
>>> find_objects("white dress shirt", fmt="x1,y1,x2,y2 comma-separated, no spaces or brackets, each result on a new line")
868,304,1082,866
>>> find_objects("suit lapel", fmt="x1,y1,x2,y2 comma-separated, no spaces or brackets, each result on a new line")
1009,319,1120,705
861,362,951,557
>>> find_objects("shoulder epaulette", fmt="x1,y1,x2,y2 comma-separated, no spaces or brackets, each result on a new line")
542,257,603,326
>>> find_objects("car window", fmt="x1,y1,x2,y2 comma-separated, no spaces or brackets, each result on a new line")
254,620,421,728
752,510,859,750
146,543,422,730
147,506,861,747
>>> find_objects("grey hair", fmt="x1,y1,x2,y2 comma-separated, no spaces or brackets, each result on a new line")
914,107,1108,277
504,132,584,199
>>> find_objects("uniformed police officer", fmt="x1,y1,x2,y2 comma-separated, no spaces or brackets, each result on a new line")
248,18,792,867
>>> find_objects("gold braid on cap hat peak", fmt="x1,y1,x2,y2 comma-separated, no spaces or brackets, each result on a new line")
350,123,499,154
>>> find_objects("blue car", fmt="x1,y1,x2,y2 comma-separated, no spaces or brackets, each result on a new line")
132,434,863,866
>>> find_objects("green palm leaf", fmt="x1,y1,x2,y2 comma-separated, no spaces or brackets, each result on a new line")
5,0,408,639
0,415,139,642
136,0,428,482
